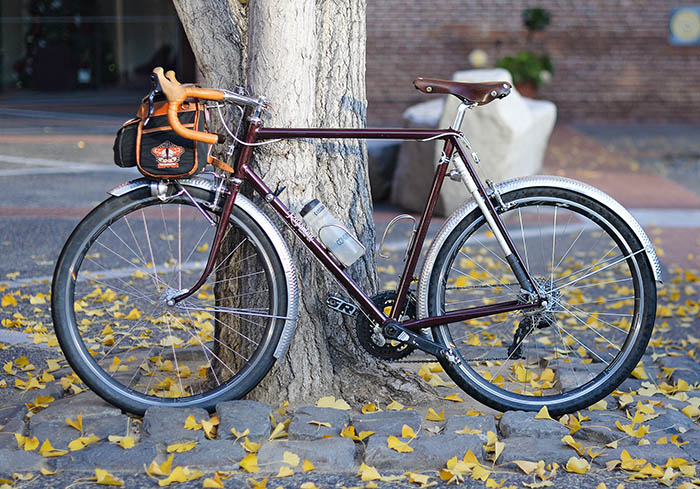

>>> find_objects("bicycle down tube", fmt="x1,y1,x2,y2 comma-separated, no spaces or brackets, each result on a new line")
175,120,542,331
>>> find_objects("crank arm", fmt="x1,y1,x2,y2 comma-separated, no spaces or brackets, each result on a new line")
382,322,462,365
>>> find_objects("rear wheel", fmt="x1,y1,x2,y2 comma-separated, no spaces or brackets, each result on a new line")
427,187,656,415
52,186,288,414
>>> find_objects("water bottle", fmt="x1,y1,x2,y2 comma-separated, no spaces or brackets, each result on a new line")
300,199,365,267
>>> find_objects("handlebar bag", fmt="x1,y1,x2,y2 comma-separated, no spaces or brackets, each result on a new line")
113,96,208,179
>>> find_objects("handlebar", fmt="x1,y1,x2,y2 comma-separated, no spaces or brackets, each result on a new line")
153,67,263,145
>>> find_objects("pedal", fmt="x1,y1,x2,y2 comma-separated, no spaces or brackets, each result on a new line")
326,296,358,316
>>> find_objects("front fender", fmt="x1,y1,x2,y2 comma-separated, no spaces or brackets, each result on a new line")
416,175,663,319
108,178,300,360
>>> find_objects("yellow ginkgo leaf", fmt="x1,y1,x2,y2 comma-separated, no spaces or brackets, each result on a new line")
231,427,250,440
125,308,141,320
269,422,287,440
465,409,484,416
387,435,413,453
357,462,381,481
2,294,17,307
241,437,261,453
426,408,444,421
302,460,315,472
146,454,174,476
493,441,505,462
39,439,68,458
282,451,299,467
315,396,351,410
157,466,203,487
246,477,268,489
68,434,100,451
66,414,83,432
307,420,331,428
486,478,505,488
522,481,553,488
456,425,482,435
386,400,404,411
166,441,197,453
401,424,418,439
94,468,124,486
202,473,224,489
107,435,135,449
534,406,553,420
565,457,589,474
240,453,259,473
444,393,463,402
184,415,202,430
472,465,491,481
512,460,540,475
406,472,431,485
41,467,57,476
589,400,608,411
274,466,294,478
22,436,39,451
361,403,377,414
300,483,319,489
561,435,585,456
201,419,217,439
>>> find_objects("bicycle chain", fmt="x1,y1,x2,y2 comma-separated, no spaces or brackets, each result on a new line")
372,283,526,363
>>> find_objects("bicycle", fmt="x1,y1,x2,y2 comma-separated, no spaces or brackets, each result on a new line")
51,67,661,416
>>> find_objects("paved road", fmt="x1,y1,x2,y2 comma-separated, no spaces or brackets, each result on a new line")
1,96,699,489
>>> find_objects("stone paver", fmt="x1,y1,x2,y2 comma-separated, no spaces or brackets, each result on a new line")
0,448,54,477
363,432,484,471
499,437,575,465
288,406,350,440
498,411,569,439
30,414,130,450
351,410,422,437
170,439,245,471
54,441,158,472
256,438,357,472
29,391,120,424
142,407,209,443
443,414,498,443
217,400,272,442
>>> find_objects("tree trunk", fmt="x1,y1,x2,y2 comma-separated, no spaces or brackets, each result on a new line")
173,0,433,406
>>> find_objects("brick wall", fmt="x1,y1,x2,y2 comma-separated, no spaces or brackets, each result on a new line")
366,1,700,125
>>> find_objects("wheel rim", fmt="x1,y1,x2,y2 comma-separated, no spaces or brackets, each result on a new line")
432,193,646,409
61,194,281,406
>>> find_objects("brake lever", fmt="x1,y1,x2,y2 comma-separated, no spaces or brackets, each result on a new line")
144,73,162,126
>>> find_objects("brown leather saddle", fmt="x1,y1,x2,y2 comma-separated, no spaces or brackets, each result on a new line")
414,78,511,105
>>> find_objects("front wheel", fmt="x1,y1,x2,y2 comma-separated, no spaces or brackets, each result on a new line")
52,186,289,414
426,187,656,415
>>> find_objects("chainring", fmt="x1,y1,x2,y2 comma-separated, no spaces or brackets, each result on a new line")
356,290,417,361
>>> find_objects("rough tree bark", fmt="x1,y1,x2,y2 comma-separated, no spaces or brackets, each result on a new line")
173,0,432,406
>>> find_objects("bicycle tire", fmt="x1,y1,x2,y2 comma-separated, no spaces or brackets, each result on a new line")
426,186,656,415
52,186,289,414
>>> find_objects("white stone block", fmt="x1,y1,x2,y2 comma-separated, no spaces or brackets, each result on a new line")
391,68,556,216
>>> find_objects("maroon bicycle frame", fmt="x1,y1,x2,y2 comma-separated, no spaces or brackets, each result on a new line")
174,118,541,330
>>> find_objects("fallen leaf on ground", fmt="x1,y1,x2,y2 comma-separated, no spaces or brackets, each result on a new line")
94,468,124,486
166,441,197,453
157,466,203,486
387,435,413,453
316,395,350,410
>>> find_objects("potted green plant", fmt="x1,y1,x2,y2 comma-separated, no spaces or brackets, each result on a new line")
495,51,553,98
496,7,554,98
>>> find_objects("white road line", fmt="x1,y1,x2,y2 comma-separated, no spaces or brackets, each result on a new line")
0,154,138,176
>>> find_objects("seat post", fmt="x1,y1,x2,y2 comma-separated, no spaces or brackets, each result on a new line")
450,101,475,131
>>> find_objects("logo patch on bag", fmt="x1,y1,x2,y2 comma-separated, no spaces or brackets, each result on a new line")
151,141,185,168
